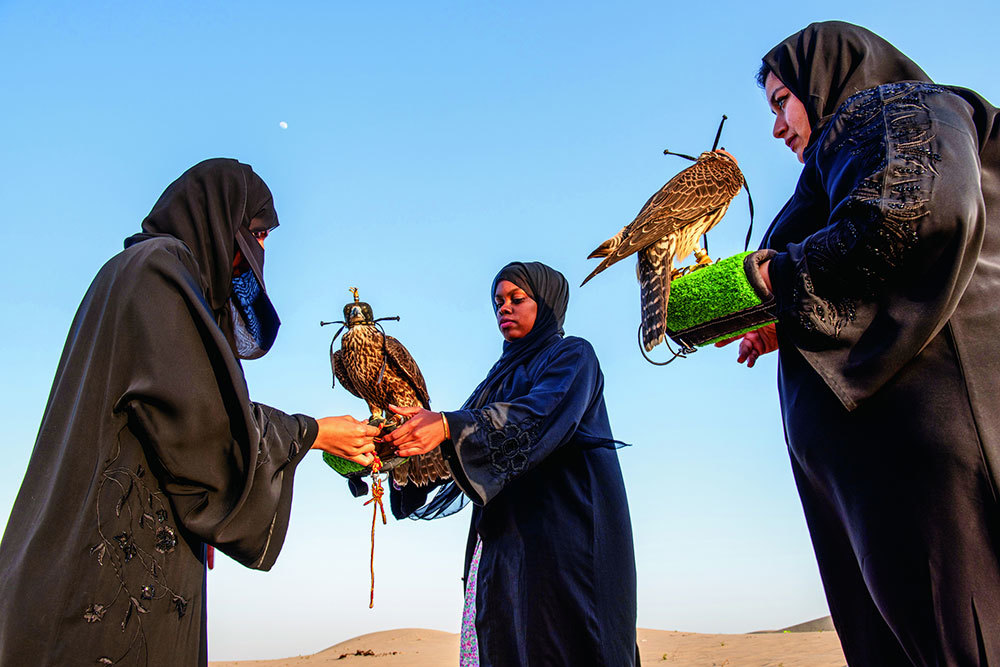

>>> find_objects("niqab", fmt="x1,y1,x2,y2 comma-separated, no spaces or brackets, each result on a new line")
124,158,281,357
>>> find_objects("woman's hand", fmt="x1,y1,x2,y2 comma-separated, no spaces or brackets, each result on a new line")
714,323,779,367
312,415,380,467
380,405,446,457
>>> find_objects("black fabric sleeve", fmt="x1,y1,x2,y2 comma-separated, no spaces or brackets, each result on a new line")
767,84,985,408
441,338,600,505
118,246,318,570
771,84,982,341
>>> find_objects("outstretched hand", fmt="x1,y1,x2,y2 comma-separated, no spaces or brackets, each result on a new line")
312,415,380,467
714,323,779,368
380,405,446,458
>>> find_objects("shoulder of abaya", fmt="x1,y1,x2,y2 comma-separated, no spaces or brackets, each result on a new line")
530,335,597,370
812,82,960,156
121,234,200,272
113,235,208,300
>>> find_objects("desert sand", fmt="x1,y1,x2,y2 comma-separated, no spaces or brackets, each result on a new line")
210,618,846,666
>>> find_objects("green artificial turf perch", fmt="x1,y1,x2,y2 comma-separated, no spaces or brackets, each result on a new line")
665,250,778,348
323,451,366,477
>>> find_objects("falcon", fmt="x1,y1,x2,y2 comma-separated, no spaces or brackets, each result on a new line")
582,118,747,351
329,288,450,487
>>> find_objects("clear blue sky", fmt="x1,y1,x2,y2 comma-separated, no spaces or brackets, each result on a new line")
2,1,997,661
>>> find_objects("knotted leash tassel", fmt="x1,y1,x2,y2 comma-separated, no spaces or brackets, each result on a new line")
362,455,386,608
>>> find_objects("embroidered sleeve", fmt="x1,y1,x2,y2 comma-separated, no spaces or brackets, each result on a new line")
771,83,944,339
442,338,601,505
470,408,541,484
765,82,986,410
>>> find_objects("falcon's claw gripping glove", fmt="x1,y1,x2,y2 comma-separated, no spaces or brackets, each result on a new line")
665,249,777,349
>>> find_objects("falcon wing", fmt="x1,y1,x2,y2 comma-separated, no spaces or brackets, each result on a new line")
638,237,675,351
384,335,430,408
393,448,452,487
331,348,365,400
583,159,744,283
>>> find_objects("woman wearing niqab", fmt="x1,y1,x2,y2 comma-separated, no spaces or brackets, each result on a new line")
383,261,638,667
740,21,1000,665
0,159,378,666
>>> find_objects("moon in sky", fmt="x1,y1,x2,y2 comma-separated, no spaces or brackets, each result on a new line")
278,121,288,129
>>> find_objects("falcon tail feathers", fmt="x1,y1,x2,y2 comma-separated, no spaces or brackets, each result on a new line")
638,243,674,351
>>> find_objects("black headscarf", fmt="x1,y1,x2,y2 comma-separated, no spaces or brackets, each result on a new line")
463,261,570,410
124,158,281,358
762,21,932,142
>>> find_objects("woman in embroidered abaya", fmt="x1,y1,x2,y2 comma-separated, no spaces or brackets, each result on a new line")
383,261,638,667
0,159,380,666
721,21,1000,665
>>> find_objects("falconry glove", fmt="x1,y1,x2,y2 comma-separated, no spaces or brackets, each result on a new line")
664,249,777,349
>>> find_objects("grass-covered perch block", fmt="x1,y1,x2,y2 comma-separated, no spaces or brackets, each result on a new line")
323,451,366,477
322,423,408,479
665,250,778,348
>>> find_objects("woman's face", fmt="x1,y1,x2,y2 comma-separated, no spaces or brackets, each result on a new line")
494,279,538,342
232,231,268,273
764,71,811,163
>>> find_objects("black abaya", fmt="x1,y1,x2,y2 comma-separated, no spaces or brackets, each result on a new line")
393,262,638,667
760,22,1000,666
0,160,317,666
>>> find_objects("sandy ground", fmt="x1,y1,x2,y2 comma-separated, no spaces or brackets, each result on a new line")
210,623,846,666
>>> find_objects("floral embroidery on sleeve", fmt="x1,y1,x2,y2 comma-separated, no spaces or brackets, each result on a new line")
471,410,539,483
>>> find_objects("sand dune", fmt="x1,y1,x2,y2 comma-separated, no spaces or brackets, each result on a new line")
762,615,837,634
210,623,846,666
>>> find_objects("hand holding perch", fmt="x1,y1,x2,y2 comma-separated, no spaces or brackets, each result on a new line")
712,259,778,367
312,415,380,467
714,323,779,367
380,405,446,457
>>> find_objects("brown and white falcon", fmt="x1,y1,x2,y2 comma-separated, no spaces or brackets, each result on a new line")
330,289,450,487
582,149,747,351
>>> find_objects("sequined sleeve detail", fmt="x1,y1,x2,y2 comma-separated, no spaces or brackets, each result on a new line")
785,82,941,338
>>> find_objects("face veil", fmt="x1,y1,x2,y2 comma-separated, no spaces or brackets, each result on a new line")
126,158,282,359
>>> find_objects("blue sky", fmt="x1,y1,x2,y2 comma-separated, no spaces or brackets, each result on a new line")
2,0,998,661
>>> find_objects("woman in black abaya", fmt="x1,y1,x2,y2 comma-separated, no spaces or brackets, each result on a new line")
383,261,638,667
0,159,379,666
726,21,1000,665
